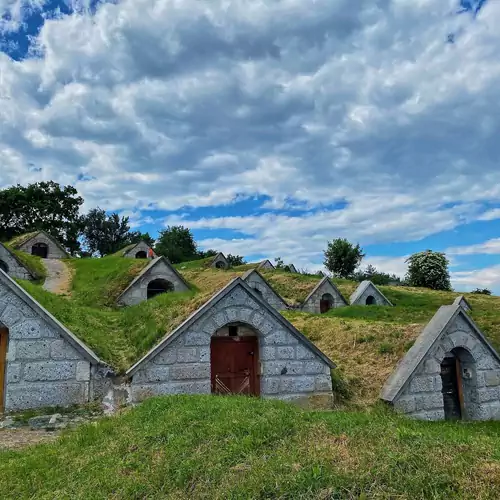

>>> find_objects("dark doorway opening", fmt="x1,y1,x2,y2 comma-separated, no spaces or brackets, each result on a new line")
0,260,8,274
320,293,334,314
215,261,226,269
32,243,48,258
440,355,463,420
0,324,8,413
147,279,174,299
135,251,147,259
366,295,376,305
211,335,259,396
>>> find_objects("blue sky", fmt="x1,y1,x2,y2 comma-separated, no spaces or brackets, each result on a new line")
1,0,500,292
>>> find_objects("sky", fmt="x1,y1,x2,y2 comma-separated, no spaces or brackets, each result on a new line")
1,0,499,293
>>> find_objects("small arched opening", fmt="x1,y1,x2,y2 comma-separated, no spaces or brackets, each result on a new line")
440,347,478,421
366,295,376,306
320,293,334,314
135,251,147,259
215,260,226,269
147,279,174,299
32,242,48,258
0,323,8,413
0,260,8,274
211,322,260,396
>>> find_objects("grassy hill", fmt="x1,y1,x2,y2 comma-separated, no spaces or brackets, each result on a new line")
2,395,500,499
12,255,500,405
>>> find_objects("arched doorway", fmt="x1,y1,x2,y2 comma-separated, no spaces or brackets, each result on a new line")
135,251,147,259
440,347,478,421
0,324,8,413
366,295,376,305
32,242,48,258
0,260,8,274
147,279,174,299
215,260,226,269
211,322,260,396
320,293,334,314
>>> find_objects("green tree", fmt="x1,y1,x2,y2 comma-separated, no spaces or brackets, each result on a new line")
471,288,492,295
82,208,134,256
405,250,451,291
0,181,84,254
156,225,198,264
274,257,285,269
227,254,245,266
130,231,156,248
323,238,365,278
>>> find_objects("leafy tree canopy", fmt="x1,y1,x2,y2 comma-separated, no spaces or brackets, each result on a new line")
155,225,198,264
352,264,404,286
227,254,246,266
82,208,135,257
324,238,365,278
405,250,452,291
0,181,84,254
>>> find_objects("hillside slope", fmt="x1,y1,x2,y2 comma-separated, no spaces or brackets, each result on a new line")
1,396,500,499
14,256,500,405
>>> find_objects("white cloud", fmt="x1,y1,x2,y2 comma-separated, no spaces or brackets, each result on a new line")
451,266,500,292
1,0,500,267
477,209,500,221
447,238,500,256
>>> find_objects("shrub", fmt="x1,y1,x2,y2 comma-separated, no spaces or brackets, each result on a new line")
405,250,451,291
471,288,492,295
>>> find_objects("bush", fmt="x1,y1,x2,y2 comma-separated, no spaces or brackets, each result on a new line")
405,250,451,291
471,288,492,295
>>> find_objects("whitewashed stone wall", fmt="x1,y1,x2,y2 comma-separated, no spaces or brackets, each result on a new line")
0,283,93,411
129,285,333,403
393,314,500,420
243,272,287,311
18,233,67,259
352,283,389,306
123,241,156,259
0,245,33,280
118,259,189,306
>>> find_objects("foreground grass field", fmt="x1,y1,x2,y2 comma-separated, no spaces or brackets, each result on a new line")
1,396,500,499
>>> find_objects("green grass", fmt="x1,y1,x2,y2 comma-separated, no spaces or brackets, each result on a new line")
68,256,148,308
2,396,500,499
174,256,215,270
9,247,47,282
19,280,196,372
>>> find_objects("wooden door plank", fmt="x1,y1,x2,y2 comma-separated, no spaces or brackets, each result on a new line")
0,326,8,413
455,357,465,419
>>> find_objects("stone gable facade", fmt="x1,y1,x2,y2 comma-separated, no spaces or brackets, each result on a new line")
381,304,500,421
123,241,156,259
0,273,102,411
242,270,288,311
350,281,392,306
0,244,34,281
117,257,190,306
127,279,334,405
257,260,275,271
211,253,229,270
16,232,68,259
301,277,347,314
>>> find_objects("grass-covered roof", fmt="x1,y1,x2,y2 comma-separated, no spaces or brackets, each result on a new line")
12,255,500,404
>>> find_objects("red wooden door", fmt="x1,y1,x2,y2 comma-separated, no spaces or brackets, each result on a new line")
211,336,259,396
0,326,8,413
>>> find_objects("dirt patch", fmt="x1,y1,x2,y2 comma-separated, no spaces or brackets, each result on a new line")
0,429,60,450
42,259,72,296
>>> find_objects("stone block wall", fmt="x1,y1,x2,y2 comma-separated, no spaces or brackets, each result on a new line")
353,285,388,306
301,284,346,314
123,241,156,259
393,318,500,420
0,245,33,280
129,285,333,404
118,259,190,306
0,284,93,411
243,273,287,311
18,233,67,259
